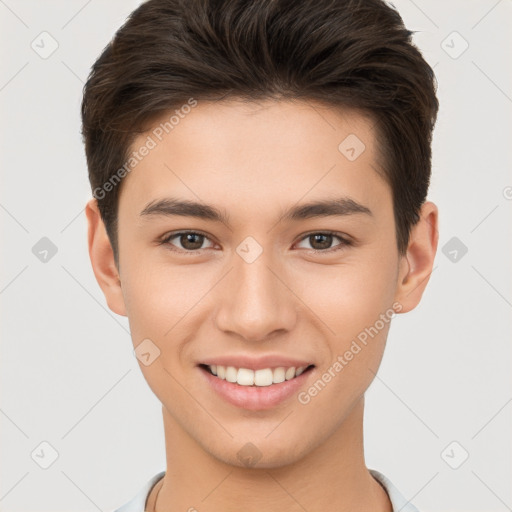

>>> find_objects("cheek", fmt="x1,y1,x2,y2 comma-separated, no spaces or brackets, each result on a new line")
292,253,397,338
120,258,220,380
120,262,199,407
298,272,396,413
292,248,397,398
121,258,201,334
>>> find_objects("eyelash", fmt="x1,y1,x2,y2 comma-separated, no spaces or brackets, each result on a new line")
158,230,352,255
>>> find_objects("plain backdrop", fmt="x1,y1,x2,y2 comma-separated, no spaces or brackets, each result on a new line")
0,1,511,511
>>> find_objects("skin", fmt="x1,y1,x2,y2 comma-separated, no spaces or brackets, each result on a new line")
86,99,438,512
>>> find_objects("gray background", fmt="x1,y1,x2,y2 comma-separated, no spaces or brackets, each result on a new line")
1,1,511,511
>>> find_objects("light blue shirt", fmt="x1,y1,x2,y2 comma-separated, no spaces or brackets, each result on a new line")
113,469,419,511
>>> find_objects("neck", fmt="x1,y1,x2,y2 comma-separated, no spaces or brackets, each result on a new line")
153,397,392,512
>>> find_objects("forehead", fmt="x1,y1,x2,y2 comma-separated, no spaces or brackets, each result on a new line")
118,98,390,223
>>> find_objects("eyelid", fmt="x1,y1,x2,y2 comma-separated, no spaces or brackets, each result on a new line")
159,230,352,253
159,230,217,252
293,231,352,252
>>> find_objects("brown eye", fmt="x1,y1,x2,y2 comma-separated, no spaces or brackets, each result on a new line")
178,233,205,250
161,231,215,252
309,233,333,250
295,232,350,252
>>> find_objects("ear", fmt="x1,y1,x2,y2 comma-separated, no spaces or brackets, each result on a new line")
85,198,127,317
394,201,439,314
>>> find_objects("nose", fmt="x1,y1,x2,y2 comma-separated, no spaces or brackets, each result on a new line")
214,250,297,343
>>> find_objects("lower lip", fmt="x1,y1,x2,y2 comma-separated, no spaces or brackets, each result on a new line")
199,366,314,411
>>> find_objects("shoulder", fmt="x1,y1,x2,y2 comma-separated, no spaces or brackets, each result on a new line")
369,469,420,512
111,471,166,512
111,469,418,512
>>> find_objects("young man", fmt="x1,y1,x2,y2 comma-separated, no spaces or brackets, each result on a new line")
82,0,439,510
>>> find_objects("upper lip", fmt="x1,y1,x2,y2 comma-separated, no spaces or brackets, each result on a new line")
199,355,315,371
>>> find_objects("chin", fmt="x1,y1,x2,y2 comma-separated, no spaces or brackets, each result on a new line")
207,436,311,470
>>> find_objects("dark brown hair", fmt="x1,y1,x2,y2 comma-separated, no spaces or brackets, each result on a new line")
81,0,439,266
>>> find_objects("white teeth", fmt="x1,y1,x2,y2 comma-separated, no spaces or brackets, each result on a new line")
237,368,254,386
206,364,310,386
285,367,296,380
225,366,238,383
295,366,306,376
273,367,286,384
254,368,273,386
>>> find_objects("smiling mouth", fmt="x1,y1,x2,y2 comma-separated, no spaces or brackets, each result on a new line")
199,364,315,387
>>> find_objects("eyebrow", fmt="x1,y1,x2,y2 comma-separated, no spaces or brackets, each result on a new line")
139,196,373,225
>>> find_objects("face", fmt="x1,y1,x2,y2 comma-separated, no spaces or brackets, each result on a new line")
87,99,435,469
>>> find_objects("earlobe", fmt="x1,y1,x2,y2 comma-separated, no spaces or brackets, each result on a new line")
85,198,127,317
394,201,439,314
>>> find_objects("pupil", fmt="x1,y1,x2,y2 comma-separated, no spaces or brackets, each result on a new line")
312,234,331,250
182,233,203,250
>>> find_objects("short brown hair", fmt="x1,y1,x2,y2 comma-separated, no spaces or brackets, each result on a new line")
81,0,439,266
